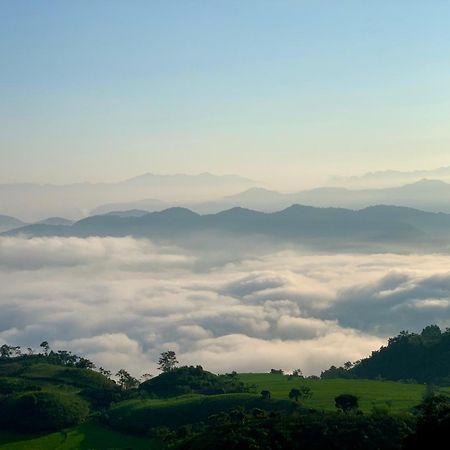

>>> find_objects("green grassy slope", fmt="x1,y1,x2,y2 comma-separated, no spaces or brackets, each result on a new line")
239,374,436,412
107,393,293,433
0,423,163,450
20,363,115,390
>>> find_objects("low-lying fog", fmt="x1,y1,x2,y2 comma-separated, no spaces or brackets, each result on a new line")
1,236,449,377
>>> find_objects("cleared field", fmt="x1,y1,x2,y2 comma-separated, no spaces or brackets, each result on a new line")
239,373,432,412
0,423,162,450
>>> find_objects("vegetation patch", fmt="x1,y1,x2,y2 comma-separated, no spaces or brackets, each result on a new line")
140,365,249,397
106,393,294,433
0,391,89,432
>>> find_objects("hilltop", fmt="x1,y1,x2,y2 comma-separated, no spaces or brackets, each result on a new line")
5,203,450,253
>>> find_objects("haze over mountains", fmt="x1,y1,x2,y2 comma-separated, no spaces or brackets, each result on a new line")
6,204,450,254
330,166,450,188
5,167,450,222
0,172,255,221
93,179,450,216
4,164,450,224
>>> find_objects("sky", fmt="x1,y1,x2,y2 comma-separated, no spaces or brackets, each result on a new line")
1,1,450,186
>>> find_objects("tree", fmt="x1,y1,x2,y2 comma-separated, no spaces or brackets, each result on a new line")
289,386,312,403
116,369,139,390
56,350,77,366
421,325,442,344
99,367,112,378
75,357,96,370
158,351,178,372
292,369,303,377
289,388,301,402
40,341,50,356
335,394,359,413
0,345,20,358
228,407,246,425
141,373,153,382
403,394,450,450
0,344,12,358
260,390,271,400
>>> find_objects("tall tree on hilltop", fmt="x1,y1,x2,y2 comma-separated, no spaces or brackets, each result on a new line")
158,351,179,372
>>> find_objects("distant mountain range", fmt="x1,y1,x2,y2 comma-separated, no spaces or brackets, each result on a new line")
6,169,450,222
0,173,255,221
0,214,26,233
5,204,450,253
0,215,74,233
330,166,450,188
93,179,450,216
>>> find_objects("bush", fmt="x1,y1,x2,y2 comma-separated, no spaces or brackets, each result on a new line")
0,391,89,432
140,366,248,397
0,377,41,395
335,394,359,413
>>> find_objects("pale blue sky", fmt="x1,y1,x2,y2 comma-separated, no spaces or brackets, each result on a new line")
1,1,450,187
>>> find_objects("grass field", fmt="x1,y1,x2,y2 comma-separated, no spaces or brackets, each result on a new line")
0,422,162,450
107,393,293,433
238,374,448,412
105,375,449,433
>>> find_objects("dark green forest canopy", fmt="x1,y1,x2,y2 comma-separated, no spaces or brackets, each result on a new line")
140,366,249,397
321,325,450,384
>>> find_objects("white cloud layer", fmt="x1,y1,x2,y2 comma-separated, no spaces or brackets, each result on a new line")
0,236,449,377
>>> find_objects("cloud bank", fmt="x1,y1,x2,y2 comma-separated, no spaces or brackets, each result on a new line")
0,236,449,377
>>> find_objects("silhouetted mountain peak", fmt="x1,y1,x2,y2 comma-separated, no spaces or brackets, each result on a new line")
214,206,265,218
37,217,74,226
147,207,200,220
402,179,449,188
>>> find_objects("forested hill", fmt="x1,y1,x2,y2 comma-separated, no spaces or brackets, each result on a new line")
322,326,450,384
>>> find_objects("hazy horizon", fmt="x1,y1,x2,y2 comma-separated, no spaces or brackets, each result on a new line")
2,1,450,189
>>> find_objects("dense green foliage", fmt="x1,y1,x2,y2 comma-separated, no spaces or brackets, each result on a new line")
181,410,415,450
0,423,162,450
105,393,294,433
0,377,41,395
0,392,89,432
403,394,450,449
140,365,248,397
321,326,450,384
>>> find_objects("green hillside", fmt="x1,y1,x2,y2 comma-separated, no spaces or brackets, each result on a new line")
238,374,441,412
0,423,162,450
106,393,294,433
0,331,449,449
0,355,164,449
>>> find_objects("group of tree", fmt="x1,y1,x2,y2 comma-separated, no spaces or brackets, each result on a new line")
0,341,184,390
0,341,96,370
179,399,415,450
288,386,313,403
140,365,249,397
321,325,450,384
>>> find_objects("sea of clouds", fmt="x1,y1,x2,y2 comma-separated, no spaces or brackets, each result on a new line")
1,236,449,378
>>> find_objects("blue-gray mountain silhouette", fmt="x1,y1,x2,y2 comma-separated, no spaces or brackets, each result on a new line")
6,204,450,252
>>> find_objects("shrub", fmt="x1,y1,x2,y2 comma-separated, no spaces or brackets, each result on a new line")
0,391,89,431
335,394,359,413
